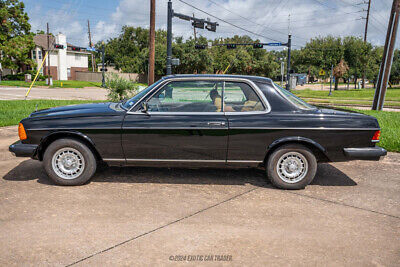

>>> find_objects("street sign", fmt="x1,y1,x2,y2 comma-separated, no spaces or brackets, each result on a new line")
319,69,325,76
86,47,96,52
171,58,180,66
266,42,282,46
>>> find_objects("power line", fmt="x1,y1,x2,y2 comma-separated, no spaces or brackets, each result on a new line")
206,0,305,40
275,18,360,30
177,0,284,43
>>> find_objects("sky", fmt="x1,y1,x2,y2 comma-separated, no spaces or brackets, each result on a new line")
24,0,398,51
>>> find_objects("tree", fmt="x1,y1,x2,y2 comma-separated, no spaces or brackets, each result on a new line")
0,0,35,72
390,49,400,85
343,36,371,88
333,58,349,90
365,46,383,87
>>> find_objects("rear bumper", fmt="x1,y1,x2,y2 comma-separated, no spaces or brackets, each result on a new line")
9,141,38,158
343,146,387,161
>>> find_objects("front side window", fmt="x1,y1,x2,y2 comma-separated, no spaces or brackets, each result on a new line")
223,82,264,112
38,50,42,59
32,50,36,59
147,80,223,112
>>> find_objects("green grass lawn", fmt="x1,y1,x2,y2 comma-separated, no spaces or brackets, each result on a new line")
351,109,400,153
0,80,102,88
0,100,102,127
293,88,400,101
1,99,398,153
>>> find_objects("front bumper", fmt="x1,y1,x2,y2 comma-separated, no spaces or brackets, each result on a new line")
343,146,387,161
9,140,38,158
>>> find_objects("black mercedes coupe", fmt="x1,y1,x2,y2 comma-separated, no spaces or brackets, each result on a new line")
9,74,387,189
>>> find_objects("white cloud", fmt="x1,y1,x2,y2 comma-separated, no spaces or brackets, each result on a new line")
26,0,398,49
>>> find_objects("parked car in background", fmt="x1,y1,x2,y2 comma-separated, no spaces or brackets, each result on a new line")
9,74,386,189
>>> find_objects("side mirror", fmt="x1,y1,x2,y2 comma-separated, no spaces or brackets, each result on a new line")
141,101,149,113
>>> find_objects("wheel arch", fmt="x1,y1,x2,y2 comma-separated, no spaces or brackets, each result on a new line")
37,131,102,161
264,137,330,164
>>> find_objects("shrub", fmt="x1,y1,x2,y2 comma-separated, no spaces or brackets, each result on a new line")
3,70,47,81
105,73,138,102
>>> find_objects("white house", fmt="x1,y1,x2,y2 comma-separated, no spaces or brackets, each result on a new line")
33,33,91,80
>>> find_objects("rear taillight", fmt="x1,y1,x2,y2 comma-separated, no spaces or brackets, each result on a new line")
18,123,27,140
372,130,381,142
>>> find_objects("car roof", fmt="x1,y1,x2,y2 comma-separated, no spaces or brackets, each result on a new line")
162,74,273,84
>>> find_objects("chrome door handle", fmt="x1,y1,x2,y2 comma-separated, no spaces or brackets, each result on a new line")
207,121,226,126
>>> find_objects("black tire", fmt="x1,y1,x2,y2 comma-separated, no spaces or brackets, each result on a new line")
267,144,317,190
43,138,96,186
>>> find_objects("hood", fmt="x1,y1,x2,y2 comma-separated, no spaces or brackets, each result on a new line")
29,102,119,118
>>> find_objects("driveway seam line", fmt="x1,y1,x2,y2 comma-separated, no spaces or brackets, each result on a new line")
287,191,400,219
65,187,258,266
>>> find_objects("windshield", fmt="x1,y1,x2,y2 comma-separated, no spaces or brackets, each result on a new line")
122,79,163,109
273,82,316,110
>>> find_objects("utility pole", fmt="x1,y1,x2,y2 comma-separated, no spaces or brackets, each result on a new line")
101,42,106,88
193,13,197,41
362,0,371,89
280,59,284,86
148,0,156,85
46,22,51,78
166,0,173,75
372,0,400,110
329,64,333,96
87,20,95,72
286,34,292,91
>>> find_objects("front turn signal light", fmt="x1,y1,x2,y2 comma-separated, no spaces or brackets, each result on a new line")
18,123,27,140
372,130,381,142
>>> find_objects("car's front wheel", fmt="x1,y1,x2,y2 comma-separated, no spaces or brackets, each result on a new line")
43,138,97,185
267,144,317,190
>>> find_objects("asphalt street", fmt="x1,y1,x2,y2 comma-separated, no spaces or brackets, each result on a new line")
0,126,399,266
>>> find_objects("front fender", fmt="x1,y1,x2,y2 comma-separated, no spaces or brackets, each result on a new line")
36,130,98,160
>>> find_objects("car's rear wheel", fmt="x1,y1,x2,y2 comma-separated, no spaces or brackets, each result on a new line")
43,138,96,185
267,144,317,190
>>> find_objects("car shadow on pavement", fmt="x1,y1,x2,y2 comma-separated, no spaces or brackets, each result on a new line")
3,159,356,187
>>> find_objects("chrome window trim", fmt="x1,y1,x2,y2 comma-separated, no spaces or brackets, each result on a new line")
126,77,271,115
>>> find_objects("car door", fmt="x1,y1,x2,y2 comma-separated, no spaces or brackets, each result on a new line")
223,80,271,166
122,79,228,166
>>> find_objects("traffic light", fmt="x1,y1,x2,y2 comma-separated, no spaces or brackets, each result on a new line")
70,46,81,51
253,43,263,49
205,22,217,32
226,44,237,49
195,44,206,49
54,44,64,49
192,20,205,29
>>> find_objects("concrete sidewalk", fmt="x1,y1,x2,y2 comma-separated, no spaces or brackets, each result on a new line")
0,126,399,266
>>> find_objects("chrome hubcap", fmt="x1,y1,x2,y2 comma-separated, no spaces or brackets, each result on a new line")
277,152,308,183
52,147,85,179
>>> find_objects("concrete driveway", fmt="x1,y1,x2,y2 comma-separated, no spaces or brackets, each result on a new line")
0,126,399,266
